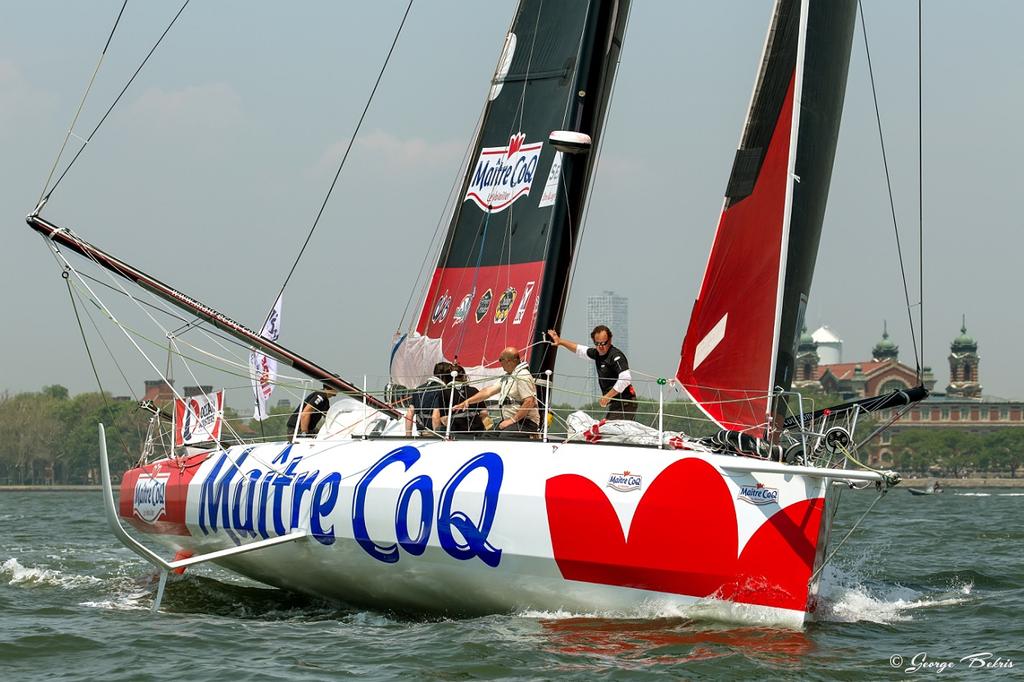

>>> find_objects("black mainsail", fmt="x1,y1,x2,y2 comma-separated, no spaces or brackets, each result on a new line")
391,0,629,387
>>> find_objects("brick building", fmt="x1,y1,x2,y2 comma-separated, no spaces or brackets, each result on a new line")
794,321,1024,466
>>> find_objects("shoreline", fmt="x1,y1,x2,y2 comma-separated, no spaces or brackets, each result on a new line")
0,485,103,492
900,477,1024,488
2,477,1023,491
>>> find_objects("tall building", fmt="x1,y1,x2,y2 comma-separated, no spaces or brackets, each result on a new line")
586,291,629,398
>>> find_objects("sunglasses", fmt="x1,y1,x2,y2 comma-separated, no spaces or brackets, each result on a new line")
594,341,610,347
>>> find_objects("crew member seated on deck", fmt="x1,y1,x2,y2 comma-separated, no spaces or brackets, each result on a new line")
453,347,539,436
404,362,453,436
439,363,489,435
548,325,637,420
286,383,338,436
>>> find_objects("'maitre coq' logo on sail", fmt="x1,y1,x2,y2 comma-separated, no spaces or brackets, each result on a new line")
464,133,543,212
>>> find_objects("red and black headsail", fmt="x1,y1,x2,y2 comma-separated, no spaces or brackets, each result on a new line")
391,0,629,387
677,0,857,434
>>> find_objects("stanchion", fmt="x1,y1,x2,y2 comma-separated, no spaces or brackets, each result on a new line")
657,377,667,448
543,369,553,443
446,370,457,439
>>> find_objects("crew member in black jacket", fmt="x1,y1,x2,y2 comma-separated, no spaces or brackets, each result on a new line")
547,325,637,420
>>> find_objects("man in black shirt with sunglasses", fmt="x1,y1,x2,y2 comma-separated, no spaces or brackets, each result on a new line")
547,325,637,421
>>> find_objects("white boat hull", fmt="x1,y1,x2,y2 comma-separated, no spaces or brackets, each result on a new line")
121,438,836,627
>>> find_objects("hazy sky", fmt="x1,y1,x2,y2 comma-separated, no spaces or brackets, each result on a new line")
2,1,1022,407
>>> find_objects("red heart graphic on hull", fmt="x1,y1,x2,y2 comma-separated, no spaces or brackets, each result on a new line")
545,458,823,611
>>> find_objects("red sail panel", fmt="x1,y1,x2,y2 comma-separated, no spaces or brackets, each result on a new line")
415,262,546,368
677,75,796,433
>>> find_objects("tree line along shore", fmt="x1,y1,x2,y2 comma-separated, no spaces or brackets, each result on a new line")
1,385,1021,485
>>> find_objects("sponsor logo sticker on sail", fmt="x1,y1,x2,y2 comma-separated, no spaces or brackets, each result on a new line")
475,289,493,323
513,281,535,324
134,473,170,523
538,151,563,208
464,133,543,213
431,291,451,324
494,287,516,324
453,290,474,325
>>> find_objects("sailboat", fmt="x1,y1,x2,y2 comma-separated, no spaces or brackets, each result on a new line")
26,0,927,627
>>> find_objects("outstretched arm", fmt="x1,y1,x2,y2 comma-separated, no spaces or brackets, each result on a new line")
453,384,498,412
547,329,581,353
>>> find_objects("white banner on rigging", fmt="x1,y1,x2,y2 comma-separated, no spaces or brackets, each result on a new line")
249,295,282,421
174,390,224,446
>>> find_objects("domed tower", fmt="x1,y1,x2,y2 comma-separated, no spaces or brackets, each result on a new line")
947,316,981,397
794,326,821,387
811,325,843,365
871,321,899,362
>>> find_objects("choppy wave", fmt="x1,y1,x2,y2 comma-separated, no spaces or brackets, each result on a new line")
954,491,1024,497
1,557,102,590
816,565,972,624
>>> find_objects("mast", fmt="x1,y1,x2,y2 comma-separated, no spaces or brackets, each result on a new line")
391,0,629,387
676,0,856,436
26,214,401,418
770,0,857,423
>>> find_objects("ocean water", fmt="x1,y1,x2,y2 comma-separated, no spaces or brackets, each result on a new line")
1,488,1020,680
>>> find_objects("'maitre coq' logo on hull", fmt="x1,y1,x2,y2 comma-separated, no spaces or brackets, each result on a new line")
464,133,543,212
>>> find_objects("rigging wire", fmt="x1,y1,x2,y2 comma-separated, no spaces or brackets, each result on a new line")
555,6,631,359
37,0,129,207
918,0,925,377
266,0,414,324
396,4,519,369
41,0,191,203
857,1,921,377
396,102,487,333
449,1,544,366
64,274,136,462
532,1,593,374
57,253,287,473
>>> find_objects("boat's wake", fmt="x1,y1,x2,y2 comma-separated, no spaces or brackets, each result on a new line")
517,597,802,628
816,564,973,624
4,549,973,629
1,557,103,591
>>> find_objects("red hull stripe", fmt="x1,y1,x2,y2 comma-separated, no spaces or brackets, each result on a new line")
119,454,206,536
